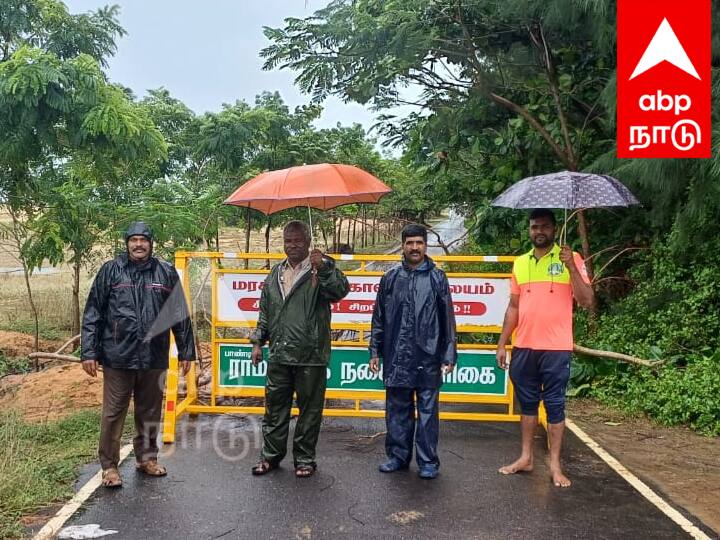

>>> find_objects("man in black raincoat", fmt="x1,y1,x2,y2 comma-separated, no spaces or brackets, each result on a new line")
369,224,457,479
250,221,349,478
81,222,196,488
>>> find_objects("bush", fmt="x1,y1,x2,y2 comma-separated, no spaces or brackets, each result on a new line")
590,352,720,436
572,236,720,435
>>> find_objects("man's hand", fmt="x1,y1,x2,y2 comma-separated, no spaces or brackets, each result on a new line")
559,245,576,270
496,347,509,370
251,344,263,366
310,249,326,271
441,363,455,374
81,359,98,377
369,357,380,374
180,361,191,376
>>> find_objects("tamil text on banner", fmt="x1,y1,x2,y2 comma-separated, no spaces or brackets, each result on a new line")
217,344,507,395
617,0,710,158
217,273,510,326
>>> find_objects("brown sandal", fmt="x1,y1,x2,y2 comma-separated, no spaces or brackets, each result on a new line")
135,460,167,477
295,464,316,478
251,460,278,476
101,468,123,488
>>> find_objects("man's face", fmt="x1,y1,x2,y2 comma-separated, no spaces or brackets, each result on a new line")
529,217,556,249
283,229,310,264
402,235,427,265
127,235,151,262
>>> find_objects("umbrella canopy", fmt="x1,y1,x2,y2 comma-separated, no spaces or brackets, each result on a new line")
224,163,392,215
491,171,639,210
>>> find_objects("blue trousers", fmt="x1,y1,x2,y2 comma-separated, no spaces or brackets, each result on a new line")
509,348,571,424
385,387,440,469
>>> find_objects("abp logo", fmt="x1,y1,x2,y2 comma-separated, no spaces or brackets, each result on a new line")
617,1,710,158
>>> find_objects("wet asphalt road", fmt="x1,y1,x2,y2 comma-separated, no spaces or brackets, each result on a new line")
61,415,710,540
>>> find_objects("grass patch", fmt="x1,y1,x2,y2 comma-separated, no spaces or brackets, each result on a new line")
0,320,64,342
0,409,108,539
0,353,30,378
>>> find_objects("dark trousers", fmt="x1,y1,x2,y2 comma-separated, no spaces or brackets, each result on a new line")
509,348,571,424
385,387,440,469
261,362,327,466
99,366,166,470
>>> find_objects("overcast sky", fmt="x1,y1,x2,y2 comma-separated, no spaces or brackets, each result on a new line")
63,0,416,144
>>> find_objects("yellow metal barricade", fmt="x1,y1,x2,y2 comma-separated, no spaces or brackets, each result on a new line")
163,251,519,443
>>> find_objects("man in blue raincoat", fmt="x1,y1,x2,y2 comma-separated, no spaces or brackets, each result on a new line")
369,224,457,479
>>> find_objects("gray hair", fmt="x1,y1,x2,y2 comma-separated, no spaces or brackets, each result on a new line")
283,220,311,241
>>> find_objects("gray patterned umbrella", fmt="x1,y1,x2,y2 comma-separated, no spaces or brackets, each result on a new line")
491,171,639,209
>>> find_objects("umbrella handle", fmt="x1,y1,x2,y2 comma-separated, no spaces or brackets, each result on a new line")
308,205,318,287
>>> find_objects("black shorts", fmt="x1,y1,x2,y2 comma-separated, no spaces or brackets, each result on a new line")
509,348,571,424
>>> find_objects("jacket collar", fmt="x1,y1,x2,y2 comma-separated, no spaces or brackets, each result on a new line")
526,243,561,262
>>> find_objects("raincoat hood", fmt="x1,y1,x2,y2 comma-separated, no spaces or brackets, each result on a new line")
125,222,153,243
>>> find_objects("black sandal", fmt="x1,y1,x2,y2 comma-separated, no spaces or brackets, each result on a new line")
295,463,316,478
251,460,278,476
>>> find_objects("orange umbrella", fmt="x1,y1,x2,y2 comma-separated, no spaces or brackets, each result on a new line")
223,163,391,214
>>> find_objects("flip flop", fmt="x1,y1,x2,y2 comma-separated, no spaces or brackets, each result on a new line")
135,460,167,477
251,460,278,476
101,468,123,488
294,464,316,478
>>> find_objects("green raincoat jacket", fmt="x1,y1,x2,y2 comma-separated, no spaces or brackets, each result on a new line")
251,257,349,366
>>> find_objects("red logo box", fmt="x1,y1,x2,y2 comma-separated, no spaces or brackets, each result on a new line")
617,0,710,158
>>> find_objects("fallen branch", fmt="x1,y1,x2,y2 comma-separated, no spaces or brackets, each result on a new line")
574,344,667,368
27,352,81,363
56,334,81,354
26,333,82,365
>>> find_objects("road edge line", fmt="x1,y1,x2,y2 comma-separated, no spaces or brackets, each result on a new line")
565,419,711,540
32,443,134,540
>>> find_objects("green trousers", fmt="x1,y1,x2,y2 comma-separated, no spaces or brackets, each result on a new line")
261,362,327,466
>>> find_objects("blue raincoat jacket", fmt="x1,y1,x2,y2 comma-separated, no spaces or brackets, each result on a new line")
369,256,457,388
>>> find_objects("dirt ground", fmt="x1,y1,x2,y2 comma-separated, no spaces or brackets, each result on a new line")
0,330,64,359
567,399,720,534
0,362,103,422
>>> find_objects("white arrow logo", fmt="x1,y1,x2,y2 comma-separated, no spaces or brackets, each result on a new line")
630,18,700,80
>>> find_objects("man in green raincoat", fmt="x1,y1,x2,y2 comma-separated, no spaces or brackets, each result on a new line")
250,220,349,478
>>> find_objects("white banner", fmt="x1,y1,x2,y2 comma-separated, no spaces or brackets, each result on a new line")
216,272,510,326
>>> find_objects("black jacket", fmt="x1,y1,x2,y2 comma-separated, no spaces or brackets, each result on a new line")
369,256,457,388
81,253,196,369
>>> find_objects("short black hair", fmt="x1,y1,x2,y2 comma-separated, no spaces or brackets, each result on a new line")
283,220,311,241
401,223,427,242
529,208,556,225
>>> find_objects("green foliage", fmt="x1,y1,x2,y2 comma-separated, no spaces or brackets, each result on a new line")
590,352,720,436
579,237,720,360
0,352,29,378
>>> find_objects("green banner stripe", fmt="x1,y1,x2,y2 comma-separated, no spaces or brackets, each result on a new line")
218,345,507,396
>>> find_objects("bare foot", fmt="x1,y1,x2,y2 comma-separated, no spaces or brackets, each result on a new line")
498,457,533,475
550,467,572,487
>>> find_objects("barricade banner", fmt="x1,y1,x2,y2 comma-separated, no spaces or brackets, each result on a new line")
217,273,510,326
217,344,507,395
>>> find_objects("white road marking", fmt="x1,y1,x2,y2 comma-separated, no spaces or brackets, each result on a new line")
33,444,133,540
565,419,712,540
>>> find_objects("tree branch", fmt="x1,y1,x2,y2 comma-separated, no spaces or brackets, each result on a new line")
488,93,572,169
535,24,576,169
574,344,667,369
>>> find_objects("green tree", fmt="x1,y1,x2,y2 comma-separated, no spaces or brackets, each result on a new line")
0,1,165,348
